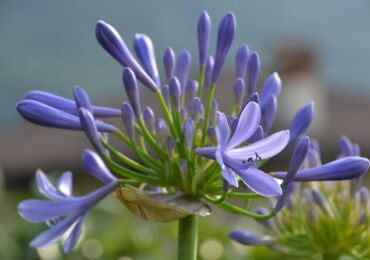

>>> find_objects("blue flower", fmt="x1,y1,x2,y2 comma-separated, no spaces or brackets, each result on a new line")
274,138,369,181
195,101,290,197
18,150,117,252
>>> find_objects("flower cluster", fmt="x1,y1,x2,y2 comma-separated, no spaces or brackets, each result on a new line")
230,136,370,258
17,11,369,253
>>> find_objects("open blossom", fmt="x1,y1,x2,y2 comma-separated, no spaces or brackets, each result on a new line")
18,150,117,252
195,101,290,197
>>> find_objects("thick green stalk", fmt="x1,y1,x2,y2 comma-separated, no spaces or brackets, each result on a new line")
177,215,198,260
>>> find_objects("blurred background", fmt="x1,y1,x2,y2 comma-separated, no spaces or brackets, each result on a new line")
1,1,370,259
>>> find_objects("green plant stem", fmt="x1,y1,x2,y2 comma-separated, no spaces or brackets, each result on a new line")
200,83,216,147
177,215,198,260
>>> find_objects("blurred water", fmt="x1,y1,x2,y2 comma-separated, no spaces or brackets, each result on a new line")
1,0,370,130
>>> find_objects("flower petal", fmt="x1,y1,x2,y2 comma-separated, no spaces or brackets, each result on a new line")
57,171,73,196
225,101,261,149
221,167,238,187
17,100,115,132
18,199,76,223
63,215,85,253
30,212,81,248
35,170,69,201
274,157,370,181
229,230,272,246
194,147,217,160
237,167,282,197
226,130,290,161
216,112,230,146
82,149,117,184
24,90,121,117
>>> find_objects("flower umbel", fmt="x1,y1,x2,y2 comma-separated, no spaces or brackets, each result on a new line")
17,11,369,257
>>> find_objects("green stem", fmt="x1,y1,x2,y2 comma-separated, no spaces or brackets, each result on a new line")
177,215,198,260
200,83,216,146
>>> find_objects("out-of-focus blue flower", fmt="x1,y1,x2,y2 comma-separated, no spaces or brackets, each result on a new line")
288,103,314,144
122,68,142,117
235,45,249,79
18,151,117,252
24,90,120,117
211,12,236,84
134,33,161,86
17,100,115,132
163,47,176,82
245,52,260,98
96,20,158,91
274,136,369,181
176,51,192,91
197,11,211,66
229,230,273,246
195,102,290,197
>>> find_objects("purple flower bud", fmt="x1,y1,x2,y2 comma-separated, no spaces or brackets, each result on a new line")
161,85,170,107
261,95,277,132
73,85,93,114
339,135,357,157
134,33,160,86
260,73,282,108
176,50,192,90
197,11,211,66
243,92,260,110
155,118,169,145
210,98,218,127
311,189,330,215
143,107,155,133
17,100,115,132
274,156,370,181
211,12,236,84
235,45,249,79
163,47,176,82
122,68,142,117
25,90,121,117
183,118,195,149
165,136,175,155
246,52,260,98
121,102,135,138
184,80,199,108
79,108,107,155
189,97,204,122
289,102,314,144
82,149,117,183
248,125,263,143
233,78,245,109
207,127,217,144
204,56,214,90
169,77,181,109
282,136,310,187
180,107,187,122
96,20,157,91
229,230,272,246
274,182,294,213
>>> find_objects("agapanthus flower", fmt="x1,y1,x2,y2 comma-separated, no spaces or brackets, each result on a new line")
230,137,370,258
195,101,290,197
18,150,117,252
16,11,369,258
